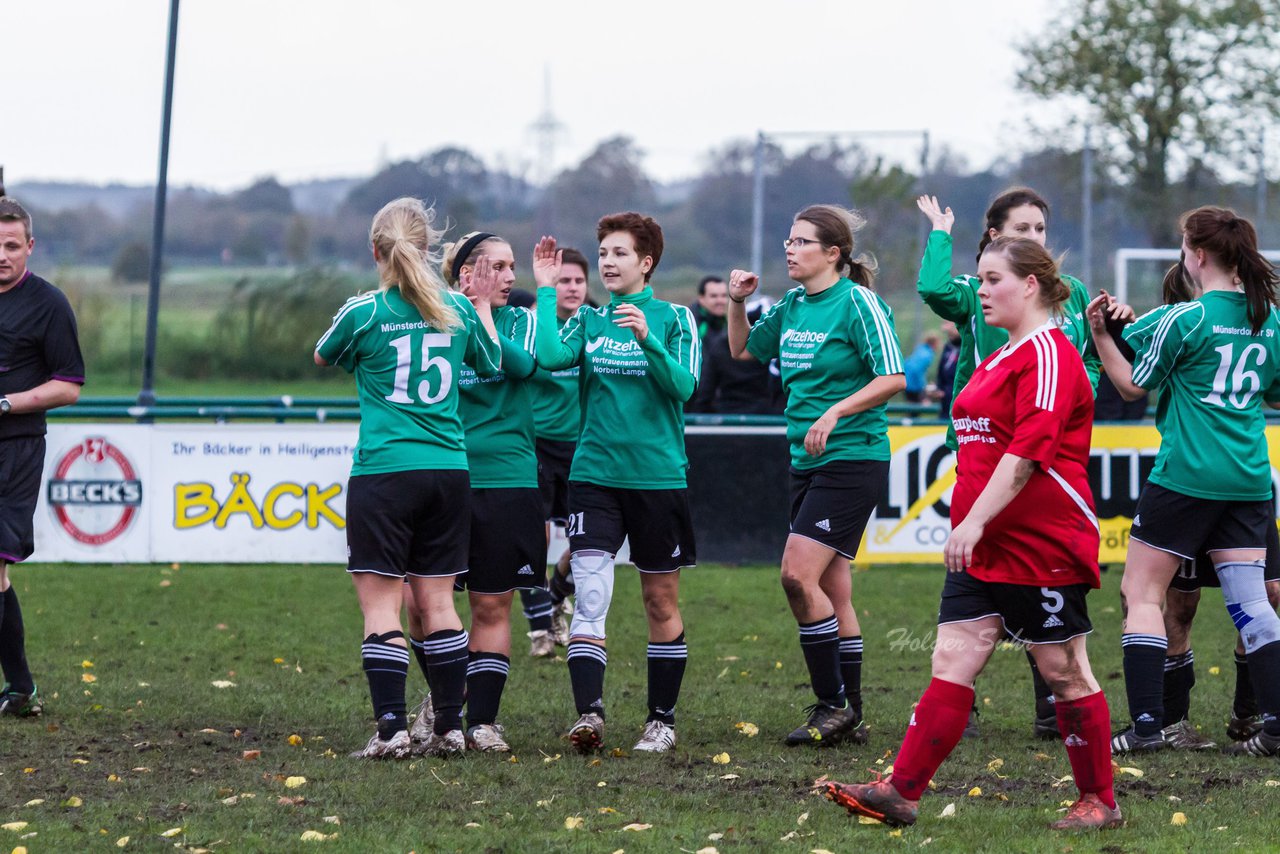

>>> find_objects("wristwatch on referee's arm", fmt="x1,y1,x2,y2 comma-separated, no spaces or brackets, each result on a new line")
0,396,10,416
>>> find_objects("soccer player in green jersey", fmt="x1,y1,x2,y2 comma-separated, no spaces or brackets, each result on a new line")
521,248,590,657
726,205,906,746
314,198,503,759
915,188,1122,739
401,231,543,754
1088,206,1280,757
532,213,700,755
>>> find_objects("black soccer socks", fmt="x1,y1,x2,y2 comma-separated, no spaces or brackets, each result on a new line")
422,629,469,735
361,631,409,738
0,588,34,695
646,633,687,726
799,616,845,708
839,635,864,720
567,640,607,717
1121,633,1168,737
466,652,510,728
1162,650,1195,724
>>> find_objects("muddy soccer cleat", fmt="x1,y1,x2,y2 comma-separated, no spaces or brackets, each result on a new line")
784,702,857,746
418,728,465,757
0,685,42,718
825,777,919,828
632,720,677,753
568,712,605,754
1050,793,1124,830
465,723,510,753
550,599,572,647
528,629,556,658
1225,729,1280,757
1161,719,1216,750
349,729,411,759
1227,714,1263,742
1110,725,1165,754
408,693,434,744
1033,714,1059,740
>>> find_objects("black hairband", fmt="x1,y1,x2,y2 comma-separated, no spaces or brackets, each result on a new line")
451,232,496,281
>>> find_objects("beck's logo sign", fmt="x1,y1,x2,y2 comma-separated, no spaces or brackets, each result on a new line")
47,437,142,546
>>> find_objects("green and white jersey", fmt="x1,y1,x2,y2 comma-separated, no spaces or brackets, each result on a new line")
1124,291,1280,501
458,305,539,488
316,287,502,476
917,229,1100,449
746,277,905,469
535,285,699,489
528,314,581,442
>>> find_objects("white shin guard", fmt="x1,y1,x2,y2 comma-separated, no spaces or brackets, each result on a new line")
570,549,615,640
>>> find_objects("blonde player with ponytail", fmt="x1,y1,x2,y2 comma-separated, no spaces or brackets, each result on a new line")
315,197,503,759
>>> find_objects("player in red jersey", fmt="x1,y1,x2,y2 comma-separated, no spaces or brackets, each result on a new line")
825,237,1121,831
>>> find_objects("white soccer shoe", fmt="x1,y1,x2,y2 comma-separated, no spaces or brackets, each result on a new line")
550,599,573,647
419,728,466,757
466,722,511,752
409,693,434,744
528,629,556,658
349,729,411,760
632,719,677,753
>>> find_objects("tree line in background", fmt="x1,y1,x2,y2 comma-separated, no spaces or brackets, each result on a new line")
10,0,1280,387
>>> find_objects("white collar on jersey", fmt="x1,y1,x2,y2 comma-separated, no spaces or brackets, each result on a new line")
984,320,1057,371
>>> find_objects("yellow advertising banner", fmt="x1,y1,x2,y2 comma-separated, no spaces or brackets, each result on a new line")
856,424,1280,566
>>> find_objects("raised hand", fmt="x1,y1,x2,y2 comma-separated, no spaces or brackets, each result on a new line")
1084,292,1111,334
461,253,500,306
916,195,955,234
728,269,760,303
532,235,562,289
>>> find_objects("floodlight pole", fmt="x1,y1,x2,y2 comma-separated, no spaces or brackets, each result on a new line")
139,0,180,408
1082,124,1094,286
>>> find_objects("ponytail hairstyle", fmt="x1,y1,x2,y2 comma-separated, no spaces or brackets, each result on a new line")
440,231,510,287
1161,256,1195,305
369,198,460,332
1180,206,1279,334
976,187,1050,264
793,204,878,287
981,236,1070,313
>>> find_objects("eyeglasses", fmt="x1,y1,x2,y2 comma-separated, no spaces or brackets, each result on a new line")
783,237,823,250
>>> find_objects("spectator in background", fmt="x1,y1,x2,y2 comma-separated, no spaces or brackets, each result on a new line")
691,302,779,414
691,275,729,339
902,332,940,403
936,321,960,418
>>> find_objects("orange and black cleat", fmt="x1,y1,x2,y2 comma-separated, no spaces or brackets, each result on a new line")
1050,793,1124,831
824,777,919,828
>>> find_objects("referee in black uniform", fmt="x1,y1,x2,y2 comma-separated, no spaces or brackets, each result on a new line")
0,197,85,717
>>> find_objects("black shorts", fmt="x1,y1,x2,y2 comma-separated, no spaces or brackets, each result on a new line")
567,481,696,573
1170,514,1280,592
346,470,470,579
536,438,576,525
0,436,46,563
788,459,889,559
1131,483,1272,561
938,569,1093,645
460,487,547,594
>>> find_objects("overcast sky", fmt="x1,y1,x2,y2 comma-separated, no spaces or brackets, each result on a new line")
9,0,1066,190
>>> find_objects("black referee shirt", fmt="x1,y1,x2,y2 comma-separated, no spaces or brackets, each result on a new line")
0,271,86,440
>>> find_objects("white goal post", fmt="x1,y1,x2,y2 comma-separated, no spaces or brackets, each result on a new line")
1116,248,1280,306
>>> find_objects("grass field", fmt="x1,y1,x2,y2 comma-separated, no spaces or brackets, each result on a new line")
1,562,1276,853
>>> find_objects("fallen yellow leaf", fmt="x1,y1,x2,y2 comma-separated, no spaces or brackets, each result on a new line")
719,773,740,780
697,847,720,854
116,836,130,847
813,850,839,854
210,680,236,689
888,830,904,838
72,758,89,765
273,658,285,664
22,801,42,807
12,847,28,854
967,787,982,797
598,807,617,814
464,823,480,828
564,816,584,830
938,803,956,818
1171,812,1188,826
597,781,607,788
284,776,307,788
64,796,84,807
22,769,34,774
323,816,340,825
299,830,337,841
160,828,184,838
1117,766,1144,778
1208,666,1221,675
735,722,759,737
536,799,552,808
712,752,731,764
241,750,261,761
2,822,29,832
622,823,653,831
986,758,1004,772
288,734,304,746
82,673,97,683
82,660,94,668
857,815,881,824
543,753,561,763
1266,780,1280,787
797,811,809,825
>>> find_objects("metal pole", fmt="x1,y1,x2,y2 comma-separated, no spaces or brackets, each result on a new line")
750,131,765,276
139,0,180,407
1082,124,1094,286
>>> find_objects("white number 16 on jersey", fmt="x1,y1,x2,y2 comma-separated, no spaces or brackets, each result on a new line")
385,333,454,405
